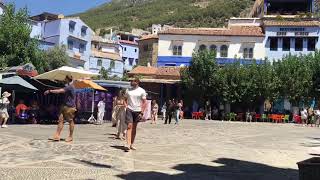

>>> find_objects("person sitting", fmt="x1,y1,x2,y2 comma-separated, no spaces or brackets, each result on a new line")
16,100,28,124
29,101,39,124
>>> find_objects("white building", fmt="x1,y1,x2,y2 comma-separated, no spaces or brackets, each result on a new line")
0,1,5,15
157,25,265,66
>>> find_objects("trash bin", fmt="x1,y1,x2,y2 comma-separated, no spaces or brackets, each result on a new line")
297,157,320,180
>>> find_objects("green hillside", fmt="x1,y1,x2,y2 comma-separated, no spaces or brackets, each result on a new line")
77,0,254,32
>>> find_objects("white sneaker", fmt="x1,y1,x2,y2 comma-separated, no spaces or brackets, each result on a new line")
1,124,8,128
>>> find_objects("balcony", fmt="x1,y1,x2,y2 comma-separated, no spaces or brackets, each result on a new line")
265,0,312,16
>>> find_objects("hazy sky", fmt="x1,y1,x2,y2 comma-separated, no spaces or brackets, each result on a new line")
5,0,110,15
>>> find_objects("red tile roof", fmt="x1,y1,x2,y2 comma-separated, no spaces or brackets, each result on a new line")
128,66,182,80
159,26,264,37
264,20,320,27
128,66,158,76
139,34,159,41
119,40,138,46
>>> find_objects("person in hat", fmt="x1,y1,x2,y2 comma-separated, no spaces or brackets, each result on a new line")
0,91,11,128
124,77,147,151
44,75,76,142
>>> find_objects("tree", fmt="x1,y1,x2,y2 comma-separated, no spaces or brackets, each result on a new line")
0,4,40,69
274,54,313,105
181,50,219,101
39,45,69,72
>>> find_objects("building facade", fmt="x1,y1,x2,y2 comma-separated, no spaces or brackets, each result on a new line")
264,20,320,61
118,32,140,71
138,34,159,66
88,36,124,78
249,0,320,61
30,13,93,68
157,26,265,67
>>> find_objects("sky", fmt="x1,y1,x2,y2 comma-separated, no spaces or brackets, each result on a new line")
5,0,110,16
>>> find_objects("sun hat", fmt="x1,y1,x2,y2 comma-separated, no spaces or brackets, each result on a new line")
2,91,11,98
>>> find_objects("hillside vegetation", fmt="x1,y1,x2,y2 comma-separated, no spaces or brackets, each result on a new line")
77,0,253,32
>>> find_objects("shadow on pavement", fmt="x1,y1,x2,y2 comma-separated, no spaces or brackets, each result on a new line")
110,145,128,152
117,158,298,180
75,159,112,168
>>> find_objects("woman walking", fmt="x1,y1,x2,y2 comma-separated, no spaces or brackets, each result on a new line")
116,90,127,140
175,100,182,125
151,100,159,124
0,92,11,128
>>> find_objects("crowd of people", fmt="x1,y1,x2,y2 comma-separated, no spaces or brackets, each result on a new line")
162,99,183,125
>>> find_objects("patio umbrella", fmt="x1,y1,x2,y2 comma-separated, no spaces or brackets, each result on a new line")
0,76,38,104
33,66,100,81
73,80,107,91
73,80,107,125
0,76,38,92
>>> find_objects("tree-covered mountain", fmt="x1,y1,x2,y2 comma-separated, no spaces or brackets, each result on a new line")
77,0,254,32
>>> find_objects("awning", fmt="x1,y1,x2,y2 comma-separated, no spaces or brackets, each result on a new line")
34,66,99,81
94,80,131,89
0,76,38,92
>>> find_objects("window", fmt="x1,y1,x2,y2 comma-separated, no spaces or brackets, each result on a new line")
94,43,98,49
81,26,87,37
295,38,303,51
199,44,207,51
129,58,134,66
282,37,291,51
270,37,278,51
97,59,102,67
210,45,217,52
243,48,249,58
124,47,127,51
308,38,317,51
110,60,115,69
249,48,253,58
173,45,182,56
135,49,137,53
135,59,138,65
220,45,228,57
122,57,127,62
67,40,73,50
69,21,75,33
79,44,85,53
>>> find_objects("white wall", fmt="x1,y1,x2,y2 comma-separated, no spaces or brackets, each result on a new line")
158,34,265,59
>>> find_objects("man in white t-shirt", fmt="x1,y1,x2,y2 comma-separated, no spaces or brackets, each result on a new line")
125,77,147,152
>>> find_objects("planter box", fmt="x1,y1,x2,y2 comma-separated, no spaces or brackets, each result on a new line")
297,157,320,180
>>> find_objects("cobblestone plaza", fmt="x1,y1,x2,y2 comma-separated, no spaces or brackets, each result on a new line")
0,120,319,180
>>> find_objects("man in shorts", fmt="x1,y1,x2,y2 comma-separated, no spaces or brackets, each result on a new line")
44,75,76,142
125,77,147,151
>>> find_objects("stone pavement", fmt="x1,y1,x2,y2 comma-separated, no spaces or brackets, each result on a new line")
0,120,319,180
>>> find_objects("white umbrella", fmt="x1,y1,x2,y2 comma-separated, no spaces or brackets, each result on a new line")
33,66,99,81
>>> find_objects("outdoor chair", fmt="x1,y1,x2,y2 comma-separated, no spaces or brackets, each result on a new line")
293,115,302,124
255,114,261,122
283,115,290,123
261,114,268,122
237,113,244,121
228,113,236,121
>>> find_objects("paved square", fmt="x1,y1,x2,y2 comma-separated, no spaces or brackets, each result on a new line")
0,120,319,180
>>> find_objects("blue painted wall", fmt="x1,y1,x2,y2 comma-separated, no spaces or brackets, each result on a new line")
157,56,264,66
89,57,124,78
